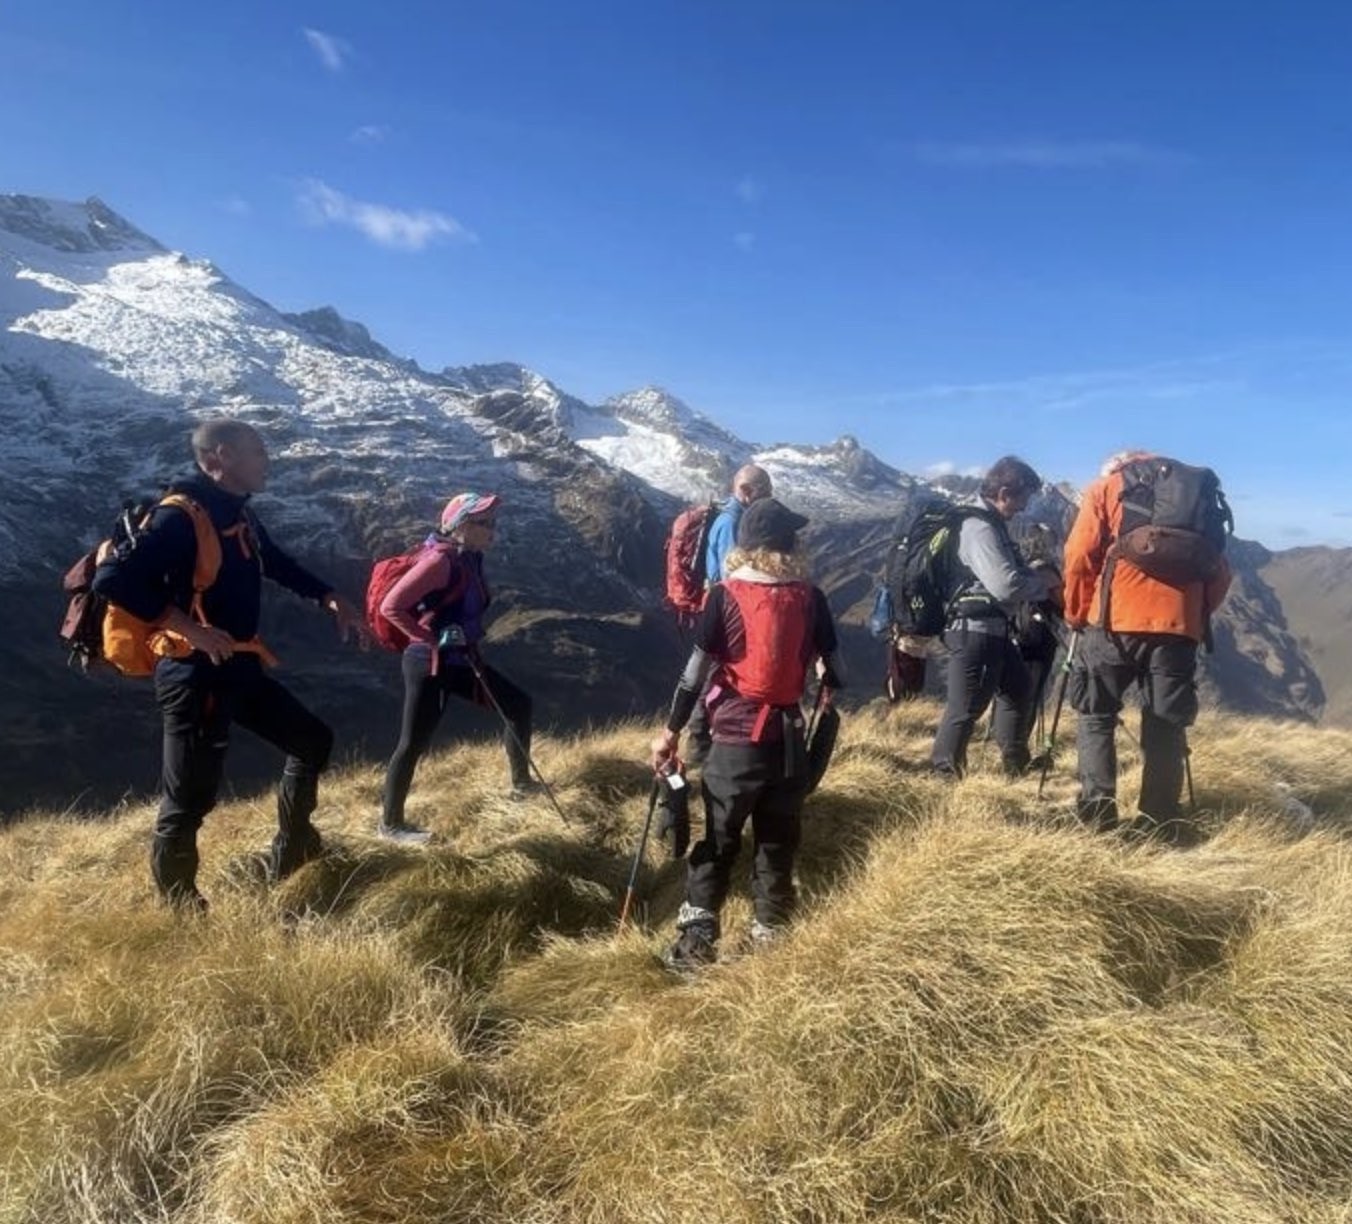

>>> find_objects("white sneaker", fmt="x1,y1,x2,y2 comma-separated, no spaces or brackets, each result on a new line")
750,920,784,946
376,821,432,846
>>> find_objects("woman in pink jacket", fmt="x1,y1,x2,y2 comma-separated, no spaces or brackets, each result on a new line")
377,492,536,843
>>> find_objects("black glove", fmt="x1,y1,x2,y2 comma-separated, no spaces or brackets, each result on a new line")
655,771,691,860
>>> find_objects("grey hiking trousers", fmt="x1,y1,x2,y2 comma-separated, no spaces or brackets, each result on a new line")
931,620,1034,777
1070,628,1199,830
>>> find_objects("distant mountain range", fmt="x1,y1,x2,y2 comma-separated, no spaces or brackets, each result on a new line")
0,193,1340,811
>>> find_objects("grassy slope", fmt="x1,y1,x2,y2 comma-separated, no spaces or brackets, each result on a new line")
3,702,1352,1223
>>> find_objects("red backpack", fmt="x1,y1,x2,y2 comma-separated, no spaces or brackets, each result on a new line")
720,578,816,706
365,542,467,652
663,500,718,622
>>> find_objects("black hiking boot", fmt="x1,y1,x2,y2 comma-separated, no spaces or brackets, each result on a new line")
1124,811,1201,850
1076,796,1120,833
152,835,207,913
163,884,210,915
663,903,719,974
269,823,324,883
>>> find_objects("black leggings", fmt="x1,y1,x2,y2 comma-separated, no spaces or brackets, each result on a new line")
381,649,533,824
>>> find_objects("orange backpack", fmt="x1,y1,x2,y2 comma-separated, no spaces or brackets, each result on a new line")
61,494,237,675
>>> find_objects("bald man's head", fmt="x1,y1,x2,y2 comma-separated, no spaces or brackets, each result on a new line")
192,418,260,464
732,464,772,506
191,418,269,495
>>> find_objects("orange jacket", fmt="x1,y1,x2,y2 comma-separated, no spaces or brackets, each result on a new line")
1063,467,1232,641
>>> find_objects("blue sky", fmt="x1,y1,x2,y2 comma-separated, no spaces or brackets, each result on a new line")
3,1,1351,546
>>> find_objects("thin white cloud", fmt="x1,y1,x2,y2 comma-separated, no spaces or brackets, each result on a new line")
735,175,764,205
303,28,351,73
350,124,389,145
297,180,475,252
861,352,1253,415
848,342,1350,447
924,460,983,479
220,195,251,217
733,231,756,252
912,140,1189,170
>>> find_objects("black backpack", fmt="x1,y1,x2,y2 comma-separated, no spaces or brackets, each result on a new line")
1111,458,1233,586
883,497,973,639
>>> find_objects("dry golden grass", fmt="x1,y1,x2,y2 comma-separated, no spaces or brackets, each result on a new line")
4,702,1352,1222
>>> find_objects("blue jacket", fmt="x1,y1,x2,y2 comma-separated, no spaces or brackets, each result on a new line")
704,496,743,584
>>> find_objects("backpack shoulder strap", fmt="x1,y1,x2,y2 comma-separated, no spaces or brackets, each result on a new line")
424,542,472,611
158,494,222,593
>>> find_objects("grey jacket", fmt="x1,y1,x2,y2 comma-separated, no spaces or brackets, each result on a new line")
951,505,1049,620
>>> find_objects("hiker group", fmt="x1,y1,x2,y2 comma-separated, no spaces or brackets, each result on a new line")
70,417,1232,969
73,419,544,912
875,450,1232,834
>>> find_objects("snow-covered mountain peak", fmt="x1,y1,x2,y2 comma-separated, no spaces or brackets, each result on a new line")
0,195,162,256
604,386,700,431
283,305,405,365
442,363,585,432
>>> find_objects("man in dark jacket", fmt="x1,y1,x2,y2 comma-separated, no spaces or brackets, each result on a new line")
92,418,368,910
930,456,1052,779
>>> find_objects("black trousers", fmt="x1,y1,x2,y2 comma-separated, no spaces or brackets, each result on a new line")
1070,628,1198,827
931,625,1034,776
381,650,533,825
685,740,806,929
152,654,334,898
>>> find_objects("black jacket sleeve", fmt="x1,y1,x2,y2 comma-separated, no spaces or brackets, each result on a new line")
90,504,196,623
693,585,727,655
664,587,727,732
254,515,332,603
813,587,845,689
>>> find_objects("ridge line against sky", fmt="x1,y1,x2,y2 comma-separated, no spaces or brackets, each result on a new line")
4,1,1352,548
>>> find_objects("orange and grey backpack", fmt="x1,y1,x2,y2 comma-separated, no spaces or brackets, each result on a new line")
59,494,265,675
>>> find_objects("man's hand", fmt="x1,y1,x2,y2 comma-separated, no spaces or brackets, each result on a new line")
159,606,236,665
650,728,679,773
326,594,373,650
181,622,237,665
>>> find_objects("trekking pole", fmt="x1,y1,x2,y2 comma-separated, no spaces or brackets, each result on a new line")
1037,629,1081,800
618,777,664,930
466,655,569,825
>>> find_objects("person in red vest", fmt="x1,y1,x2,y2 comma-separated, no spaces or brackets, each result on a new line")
651,497,841,970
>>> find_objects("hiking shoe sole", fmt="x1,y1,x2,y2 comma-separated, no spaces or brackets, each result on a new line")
376,823,433,846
